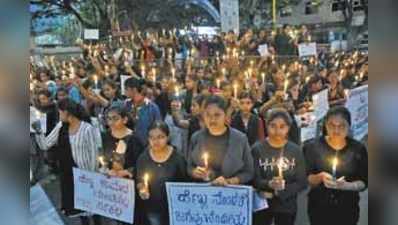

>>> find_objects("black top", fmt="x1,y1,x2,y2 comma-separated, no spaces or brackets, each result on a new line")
102,132,144,172
230,112,262,146
251,140,307,213
136,148,187,215
202,128,229,176
303,137,368,208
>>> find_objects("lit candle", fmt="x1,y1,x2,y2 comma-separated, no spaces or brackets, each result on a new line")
70,66,75,79
171,67,176,81
233,83,238,99
93,75,99,89
332,157,338,180
261,73,266,84
221,67,226,76
250,60,254,67
284,79,289,98
175,86,180,97
152,68,157,83
143,173,150,189
241,51,245,58
278,160,284,179
141,65,146,79
282,64,286,71
203,152,209,169
216,79,221,89
98,156,106,167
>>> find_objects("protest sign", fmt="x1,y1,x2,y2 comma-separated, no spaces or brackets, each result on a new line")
73,168,135,223
298,42,317,57
312,89,329,120
345,85,368,140
220,0,239,34
84,29,99,40
30,184,64,225
120,75,131,96
258,44,269,57
166,182,253,225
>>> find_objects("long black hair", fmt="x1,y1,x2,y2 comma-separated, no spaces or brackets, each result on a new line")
57,98,91,123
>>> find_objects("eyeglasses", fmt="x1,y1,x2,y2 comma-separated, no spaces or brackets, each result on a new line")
106,115,121,122
149,135,167,141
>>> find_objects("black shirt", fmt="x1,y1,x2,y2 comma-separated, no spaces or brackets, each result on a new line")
136,148,187,215
202,129,229,176
251,140,307,213
303,137,368,208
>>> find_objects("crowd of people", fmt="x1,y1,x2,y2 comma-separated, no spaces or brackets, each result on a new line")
30,26,368,225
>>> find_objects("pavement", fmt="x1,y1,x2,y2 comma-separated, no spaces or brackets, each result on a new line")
36,174,368,225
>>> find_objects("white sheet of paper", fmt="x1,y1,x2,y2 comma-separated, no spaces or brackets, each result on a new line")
120,75,131,96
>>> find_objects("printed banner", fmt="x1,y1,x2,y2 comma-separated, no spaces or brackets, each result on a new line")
166,182,253,225
73,168,135,223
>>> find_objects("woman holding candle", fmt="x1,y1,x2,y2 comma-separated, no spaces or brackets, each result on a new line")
187,95,254,186
251,108,307,225
102,105,146,225
136,121,187,225
303,106,368,225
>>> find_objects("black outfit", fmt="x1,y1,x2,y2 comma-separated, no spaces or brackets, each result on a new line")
38,103,59,172
102,132,146,225
57,124,79,215
183,90,194,114
303,137,368,225
251,140,307,225
136,148,187,225
230,112,263,146
188,116,201,143
155,92,170,120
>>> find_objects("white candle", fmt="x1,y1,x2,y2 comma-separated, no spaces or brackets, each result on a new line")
175,86,180,97
332,157,338,180
233,83,238,99
278,161,283,179
141,65,146,79
261,73,266,85
143,173,150,189
152,68,157,83
203,152,209,169
98,156,106,167
216,79,221,89
171,67,176,81
93,75,98,89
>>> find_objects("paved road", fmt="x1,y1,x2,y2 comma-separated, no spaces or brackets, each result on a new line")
37,175,368,225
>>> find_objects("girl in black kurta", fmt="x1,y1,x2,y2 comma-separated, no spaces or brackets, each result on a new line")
102,106,146,225
303,106,368,225
136,121,187,225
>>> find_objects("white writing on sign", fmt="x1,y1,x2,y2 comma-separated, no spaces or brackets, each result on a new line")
345,85,368,140
166,182,253,225
298,42,317,57
120,75,131,96
73,168,135,223
84,29,99,40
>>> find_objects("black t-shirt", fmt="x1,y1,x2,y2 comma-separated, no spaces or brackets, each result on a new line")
136,148,187,214
202,129,229,176
251,140,307,213
303,137,368,208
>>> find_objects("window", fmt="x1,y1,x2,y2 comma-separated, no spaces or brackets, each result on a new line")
305,1,319,15
332,0,345,12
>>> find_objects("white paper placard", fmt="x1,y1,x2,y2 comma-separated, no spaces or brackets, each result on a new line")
298,42,317,57
84,29,99,40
